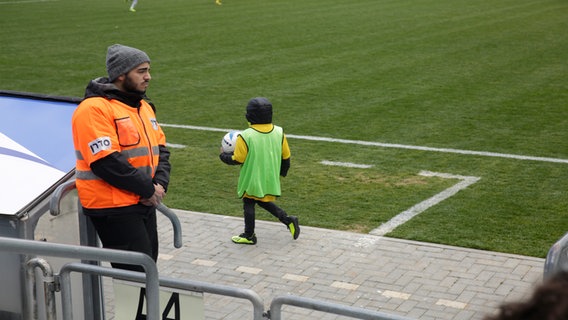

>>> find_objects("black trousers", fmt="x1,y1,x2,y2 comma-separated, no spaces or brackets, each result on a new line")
88,206,158,272
243,197,290,235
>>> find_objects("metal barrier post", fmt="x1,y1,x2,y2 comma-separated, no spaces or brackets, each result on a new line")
156,203,183,249
48,180,76,217
26,258,56,320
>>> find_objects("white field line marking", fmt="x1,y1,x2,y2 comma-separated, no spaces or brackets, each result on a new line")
166,142,186,149
161,124,568,164
368,171,481,236
320,160,373,169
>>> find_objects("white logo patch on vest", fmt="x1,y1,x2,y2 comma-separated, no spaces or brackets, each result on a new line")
150,118,159,130
88,136,112,155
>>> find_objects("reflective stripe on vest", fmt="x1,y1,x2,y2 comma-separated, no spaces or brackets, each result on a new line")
76,166,154,180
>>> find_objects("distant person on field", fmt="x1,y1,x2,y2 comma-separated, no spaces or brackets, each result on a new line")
219,97,299,245
128,0,138,12
483,271,568,320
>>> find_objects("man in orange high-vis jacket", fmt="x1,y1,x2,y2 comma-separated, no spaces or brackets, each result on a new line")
72,44,171,272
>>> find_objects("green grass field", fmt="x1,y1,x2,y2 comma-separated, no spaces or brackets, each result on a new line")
1,0,567,258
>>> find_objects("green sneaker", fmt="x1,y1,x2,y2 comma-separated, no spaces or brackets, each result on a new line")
231,233,257,245
287,216,300,240
129,7,136,12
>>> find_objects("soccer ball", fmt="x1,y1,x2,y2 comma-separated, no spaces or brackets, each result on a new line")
221,130,240,153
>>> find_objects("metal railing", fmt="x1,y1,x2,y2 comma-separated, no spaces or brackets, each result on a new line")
268,294,414,320
1,237,265,320
0,237,161,320
59,262,266,320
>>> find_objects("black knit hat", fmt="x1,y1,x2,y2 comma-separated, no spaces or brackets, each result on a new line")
106,44,150,82
245,97,273,124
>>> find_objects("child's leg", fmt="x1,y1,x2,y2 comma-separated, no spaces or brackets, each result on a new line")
256,200,288,223
243,197,256,236
257,201,300,239
231,198,258,244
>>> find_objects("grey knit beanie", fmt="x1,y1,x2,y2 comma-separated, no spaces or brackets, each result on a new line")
106,44,150,82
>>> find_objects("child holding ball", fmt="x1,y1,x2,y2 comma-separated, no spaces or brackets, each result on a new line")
220,97,299,245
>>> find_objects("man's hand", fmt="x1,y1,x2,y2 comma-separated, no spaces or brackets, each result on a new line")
140,184,166,207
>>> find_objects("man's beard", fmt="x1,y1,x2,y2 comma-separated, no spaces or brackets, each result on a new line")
123,75,147,95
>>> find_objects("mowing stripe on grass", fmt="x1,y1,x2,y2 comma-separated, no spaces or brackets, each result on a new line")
161,123,568,164
369,171,480,237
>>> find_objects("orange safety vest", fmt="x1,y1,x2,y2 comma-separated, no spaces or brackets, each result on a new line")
72,97,166,209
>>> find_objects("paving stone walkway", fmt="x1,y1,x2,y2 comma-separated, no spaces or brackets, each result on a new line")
107,209,545,319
